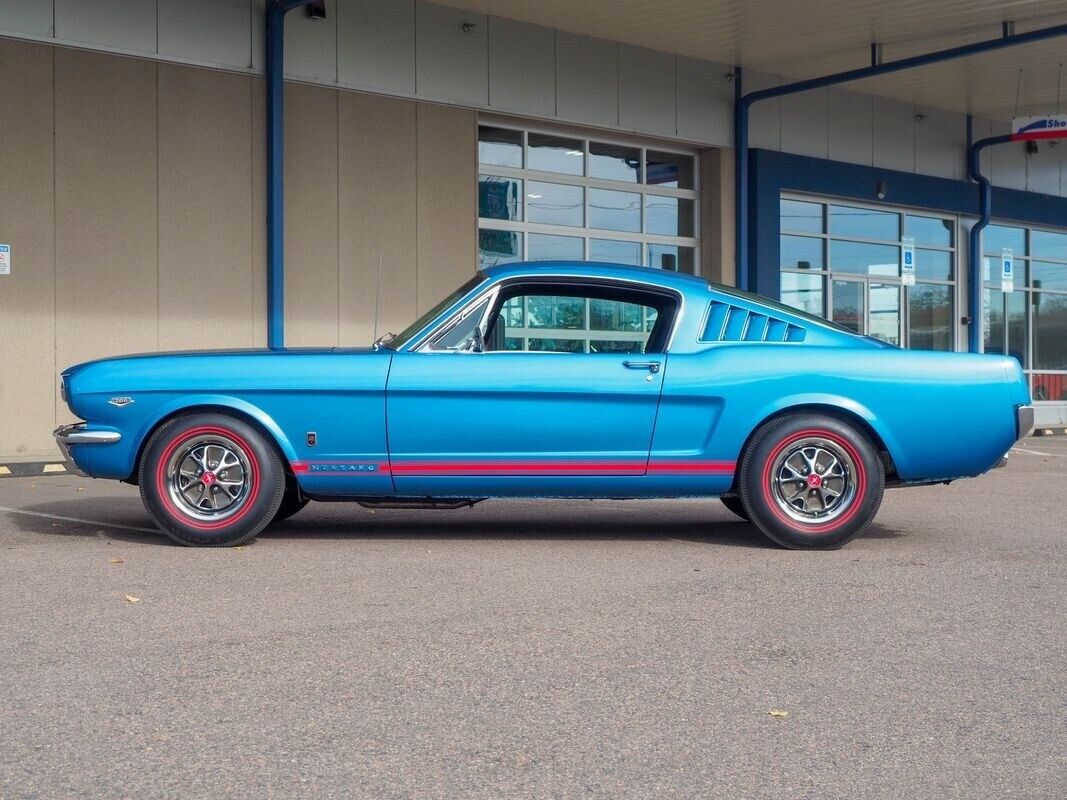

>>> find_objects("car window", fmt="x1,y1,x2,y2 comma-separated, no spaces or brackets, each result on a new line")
428,298,491,351
389,273,487,349
486,291,662,354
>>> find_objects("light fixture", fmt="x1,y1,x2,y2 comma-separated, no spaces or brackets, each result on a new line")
875,180,888,200
565,150,583,156
461,22,476,33
527,194,543,199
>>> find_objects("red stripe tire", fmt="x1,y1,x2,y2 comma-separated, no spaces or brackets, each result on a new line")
138,413,285,547
737,413,885,549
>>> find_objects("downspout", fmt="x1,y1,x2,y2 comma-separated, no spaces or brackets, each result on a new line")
733,22,1067,296
266,0,323,350
966,132,1012,353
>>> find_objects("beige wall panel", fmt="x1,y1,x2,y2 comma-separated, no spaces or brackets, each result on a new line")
338,92,418,347
700,147,734,287
415,104,476,314
54,49,158,421
158,64,254,351
283,83,339,346
0,40,56,457
251,78,268,347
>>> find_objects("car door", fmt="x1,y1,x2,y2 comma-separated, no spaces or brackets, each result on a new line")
385,281,677,496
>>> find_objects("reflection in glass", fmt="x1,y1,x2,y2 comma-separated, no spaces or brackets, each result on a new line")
781,272,823,317
780,199,823,234
869,283,901,345
781,235,824,270
1031,261,1067,291
984,289,1006,356
1032,229,1067,261
832,280,864,334
1032,292,1067,370
1032,372,1067,401
648,244,695,273
590,339,645,354
589,239,641,265
528,133,584,175
1008,291,1026,367
478,175,521,221
527,233,582,261
905,214,953,247
590,299,643,331
527,295,584,329
914,248,952,280
526,181,583,227
528,338,584,353
478,126,522,167
589,142,640,182
830,240,899,276
984,224,1026,256
645,150,694,189
646,196,694,237
478,229,523,268
908,283,952,351
588,188,641,232
829,204,898,241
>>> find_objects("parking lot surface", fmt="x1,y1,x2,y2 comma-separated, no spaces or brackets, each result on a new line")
1,438,1065,799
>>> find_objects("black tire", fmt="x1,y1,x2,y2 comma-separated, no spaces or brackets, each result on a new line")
138,413,286,547
720,494,750,521
271,483,309,524
737,413,885,550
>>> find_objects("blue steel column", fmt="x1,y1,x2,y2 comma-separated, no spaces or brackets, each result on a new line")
266,0,319,350
733,22,1067,299
967,132,1014,353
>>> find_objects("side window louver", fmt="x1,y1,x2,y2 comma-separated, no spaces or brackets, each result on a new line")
701,300,806,343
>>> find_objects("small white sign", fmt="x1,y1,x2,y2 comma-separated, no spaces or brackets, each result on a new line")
901,237,916,286
1012,114,1067,139
1001,248,1014,293
0,244,9,276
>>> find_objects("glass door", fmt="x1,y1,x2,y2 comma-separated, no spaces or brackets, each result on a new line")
830,278,902,345
831,278,864,335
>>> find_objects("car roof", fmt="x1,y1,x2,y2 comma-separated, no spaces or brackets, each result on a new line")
481,260,712,294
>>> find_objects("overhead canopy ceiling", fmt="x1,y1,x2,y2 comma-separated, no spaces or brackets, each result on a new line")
437,0,1067,120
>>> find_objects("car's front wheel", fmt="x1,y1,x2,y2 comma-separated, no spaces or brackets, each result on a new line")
138,413,286,547
738,413,885,549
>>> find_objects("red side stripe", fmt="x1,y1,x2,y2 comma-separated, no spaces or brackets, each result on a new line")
292,459,735,476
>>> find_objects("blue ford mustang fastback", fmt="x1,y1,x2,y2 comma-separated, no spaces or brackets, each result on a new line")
55,262,1033,549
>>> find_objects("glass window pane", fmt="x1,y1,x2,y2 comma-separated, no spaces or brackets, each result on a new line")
588,188,641,232
914,248,953,280
478,175,521,221
781,272,824,317
1032,229,1067,262
646,196,694,237
984,289,1006,355
908,283,952,351
589,239,641,265
526,181,583,227
829,204,899,241
528,133,584,175
648,244,695,273
1032,292,1067,370
1008,291,1027,367
527,295,585,329
832,280,864,334
590,299,644,331
1032,373,1067,401
432,298,490,350
478,229,523,268
984,224,1026,256
590,339,646,354
588,141,640,182
869,283,901,346
528,338,584,353
1031,261,1067,291
780,199,823,234
528,233,582,261
830,240,899,276
645,150,694,189
905,215,953,247
478,126,522,168
781,235,824,270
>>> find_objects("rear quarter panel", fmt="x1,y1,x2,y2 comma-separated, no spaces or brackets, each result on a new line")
656,345,1021,482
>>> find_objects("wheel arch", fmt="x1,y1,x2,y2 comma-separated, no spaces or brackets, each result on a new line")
126,396,298,484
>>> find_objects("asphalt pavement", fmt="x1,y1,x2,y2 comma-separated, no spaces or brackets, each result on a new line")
1,438,1065,799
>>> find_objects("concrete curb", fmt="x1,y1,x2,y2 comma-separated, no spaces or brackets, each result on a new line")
1034,428,1067,436
0,462,70,478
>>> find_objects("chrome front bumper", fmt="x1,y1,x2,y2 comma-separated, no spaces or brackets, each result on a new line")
1016,405,1035,441
53,423,121,477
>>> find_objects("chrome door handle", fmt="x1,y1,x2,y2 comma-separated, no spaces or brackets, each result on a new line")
623,360,661,373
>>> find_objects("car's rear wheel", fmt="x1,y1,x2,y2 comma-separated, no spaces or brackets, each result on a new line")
719,494,750,521
738,413,884,549
138,414,285,547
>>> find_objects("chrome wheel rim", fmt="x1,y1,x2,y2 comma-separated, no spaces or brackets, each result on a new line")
770,437,857,524
166,435,251,522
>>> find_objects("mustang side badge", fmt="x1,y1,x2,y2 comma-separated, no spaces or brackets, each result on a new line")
108,396,135,408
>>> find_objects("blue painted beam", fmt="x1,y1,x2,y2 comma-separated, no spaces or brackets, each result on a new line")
734,22,1067,297
266,0,321,351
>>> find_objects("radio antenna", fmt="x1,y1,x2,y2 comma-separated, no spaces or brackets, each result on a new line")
373,251,383,341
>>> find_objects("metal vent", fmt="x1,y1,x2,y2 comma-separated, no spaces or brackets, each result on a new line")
701,300,806,343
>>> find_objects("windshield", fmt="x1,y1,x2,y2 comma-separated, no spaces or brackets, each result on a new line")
384,273,488,349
